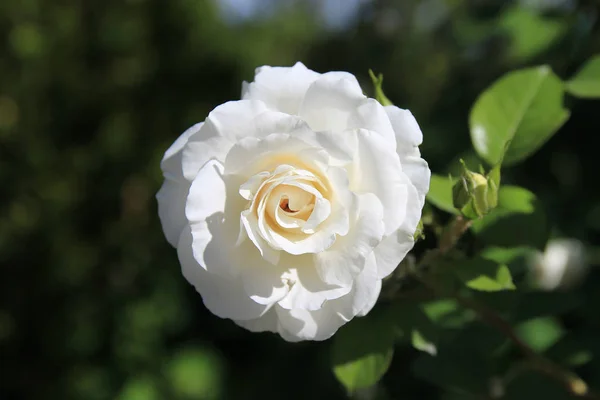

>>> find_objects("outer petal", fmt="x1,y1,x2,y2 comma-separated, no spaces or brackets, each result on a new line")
298,73,396,146
238,241,290,306
185,160,232,276
182,100,271,181
373,106,430,279
160,123,203,180
177,225,268,321
314,193,385,286
224,128,314,177
298,72,366,132
275,304,347,342
185,162,252,279
234,308,278,333
387,105,430,203
185,160,227,223
401,155,431,205
157,179,191,248
276,253,352,311
357,279,382,317
351,129,408,236
242,62,321,115
385,105,423,152
342,252,382,318
275,253,383,341
373,181,423,279
156,123,202,247
349,98,396,147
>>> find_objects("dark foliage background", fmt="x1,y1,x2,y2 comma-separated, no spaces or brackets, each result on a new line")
1,0,599,399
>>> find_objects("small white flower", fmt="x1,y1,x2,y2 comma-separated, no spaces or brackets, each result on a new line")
530,238,588,291
156,62,430,341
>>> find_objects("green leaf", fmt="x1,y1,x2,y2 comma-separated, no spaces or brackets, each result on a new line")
470,265,514,292
480,246,531,264
480,246,533,280
471,185,548,249
515,317,564,353
411,330,437,356
566,54,600,98
454,256,516,292
426,174,459,214
469,65,570,166
331,309,395,393
421,299,475,329
368,70,393,106
498,7,567,63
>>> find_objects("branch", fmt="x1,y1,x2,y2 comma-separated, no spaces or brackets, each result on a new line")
454,289,594,398
412,215,597,398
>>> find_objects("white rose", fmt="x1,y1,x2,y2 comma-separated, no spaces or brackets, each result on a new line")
156,62,430,341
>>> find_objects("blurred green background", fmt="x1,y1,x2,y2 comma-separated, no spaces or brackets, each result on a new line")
1,0,600,399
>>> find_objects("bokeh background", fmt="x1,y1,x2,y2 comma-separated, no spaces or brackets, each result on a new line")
1,0,600,399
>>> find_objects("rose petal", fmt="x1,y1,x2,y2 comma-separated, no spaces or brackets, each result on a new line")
276,253,352,311
185,162,251,277
242,62,321,115
182,100,275,180
351,129,408,236
401,154,431,205
275,251,383,341
177,225,268,321
240,210,281,265
291,130,355,167
233,308,278,333
181,135,231,182
275,304,347,342
338,251,382,318
302,197,331,233
239,171,270,201
238,242,289,305
224,130,314,177
314,193,385,286
299,72,366,132
349,98,397,147
157,179,191,248
373,181,422,279
156,123,202,247
185,160,226,223
385,106,423,151
161,122,203,180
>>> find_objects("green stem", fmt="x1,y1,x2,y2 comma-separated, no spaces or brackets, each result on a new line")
438,215,472,254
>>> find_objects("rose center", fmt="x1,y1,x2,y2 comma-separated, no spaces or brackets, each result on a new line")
239,164,333,251
270,184,315,219
279,198,294,213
